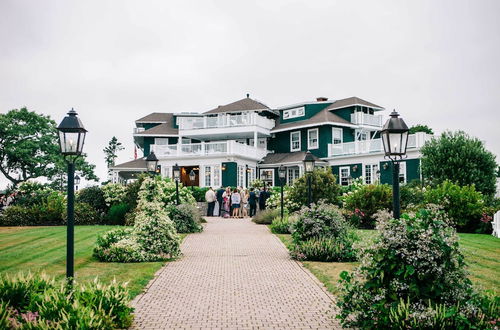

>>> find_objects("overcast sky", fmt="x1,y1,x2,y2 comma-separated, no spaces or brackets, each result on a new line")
1,0,499,189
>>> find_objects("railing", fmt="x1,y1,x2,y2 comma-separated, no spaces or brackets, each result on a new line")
133,127,145,134
328,133,432,157
177,112,275,131
150,140,269,159
350,112,383,127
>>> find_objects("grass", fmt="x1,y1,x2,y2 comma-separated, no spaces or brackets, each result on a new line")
0,226,187,298
275,230,500,296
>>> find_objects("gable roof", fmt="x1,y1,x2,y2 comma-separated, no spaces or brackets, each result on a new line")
111,158,147,169
134,122,178,136
324,96,384,111
260,151,326,165
136,112,172,123
204,97,271,114
271,107,353,133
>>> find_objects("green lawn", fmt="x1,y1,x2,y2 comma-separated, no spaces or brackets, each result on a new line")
0,226,187,298
275,230,500,296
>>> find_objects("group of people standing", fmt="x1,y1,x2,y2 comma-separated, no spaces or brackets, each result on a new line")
204,186,270,218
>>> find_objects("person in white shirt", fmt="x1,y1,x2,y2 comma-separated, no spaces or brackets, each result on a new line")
205,187,216,216
231,188,241,218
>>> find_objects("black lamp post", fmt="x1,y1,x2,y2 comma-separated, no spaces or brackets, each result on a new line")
57,108,87,286
74,175,81,191
278,165,286,220
189,169,196,191
146,151,159,175
381,110,409,219
303,151,315,207
173,163,181,205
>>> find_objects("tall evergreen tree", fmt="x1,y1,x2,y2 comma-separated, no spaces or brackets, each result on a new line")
103,136,124,173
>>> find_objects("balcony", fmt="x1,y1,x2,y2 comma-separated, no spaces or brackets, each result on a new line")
328,133,433,157
176,113,275,140
350,112,383,127
150,140,269,160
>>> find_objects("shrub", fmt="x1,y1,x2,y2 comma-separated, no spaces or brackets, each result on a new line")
63,202,101,225
93,227,145,262
0,206,40,226
0,272,133,329
167,204,203,233
400,184,425,211
138,176,196,206
191,186,209,202
77,186,108,215
122,174,149,210
291,236,357,262
270,214,296,234
336,206,497,328
424,180,484,232
252,209,281,224
0,191,65,226
104,202,131,225
287,168,341,209
101,183,127,207
343,184,392,228
266,186,301,213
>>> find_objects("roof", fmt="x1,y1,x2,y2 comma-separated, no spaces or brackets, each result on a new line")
111,158,147,169
136,112,172,123
271,107,352,132
323,96,384,111
204,97,271,114
134,122,179,136
259,151,326,165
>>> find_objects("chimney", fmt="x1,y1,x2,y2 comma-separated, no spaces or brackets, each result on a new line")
316,97,328,102
246,93,250,98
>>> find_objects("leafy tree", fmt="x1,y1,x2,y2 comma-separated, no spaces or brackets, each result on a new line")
0,108,98,187
420,131,497,197
103,136,124,172
408,124,433,135
288,167,341,208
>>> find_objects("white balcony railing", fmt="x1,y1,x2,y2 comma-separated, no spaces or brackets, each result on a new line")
151,140,269,160
350,112,383,127
177,112,275,131
133,127,145,134
328,133,432,157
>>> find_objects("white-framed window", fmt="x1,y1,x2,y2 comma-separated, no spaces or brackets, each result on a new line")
237,165,245,187
155,138,169,145
247,166,256,186
283,107,305,120
205,166,212,187
287,167,300,186
260,169,274,187
364,164,379,184
332,127,343,144
399,162,406,184
307,128,319,149
213,165,221,187
290,131,301,152
340,166,350,186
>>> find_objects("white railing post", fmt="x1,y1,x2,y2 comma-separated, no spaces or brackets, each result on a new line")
493,211,500,238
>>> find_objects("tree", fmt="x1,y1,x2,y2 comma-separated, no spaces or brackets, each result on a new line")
420,130,497,197
103,136,124,173
0,108,98,187
288,167,341,209
408,124,434,135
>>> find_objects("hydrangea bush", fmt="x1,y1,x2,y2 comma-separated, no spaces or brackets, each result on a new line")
336,206,499,328
101,183,127,207
138,177,196,206
266,186,301,213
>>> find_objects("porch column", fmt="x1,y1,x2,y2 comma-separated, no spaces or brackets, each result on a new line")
254,131,258,148
177,135,182,156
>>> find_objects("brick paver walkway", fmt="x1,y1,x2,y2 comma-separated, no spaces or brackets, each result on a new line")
131,217,340,329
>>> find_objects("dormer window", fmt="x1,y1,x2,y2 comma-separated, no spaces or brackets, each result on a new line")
283,107,305,120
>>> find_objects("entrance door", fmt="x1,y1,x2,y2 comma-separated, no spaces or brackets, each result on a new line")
181,166,199,187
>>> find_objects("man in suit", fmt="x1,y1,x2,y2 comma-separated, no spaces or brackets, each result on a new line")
216,187,225,217
248,188,257,217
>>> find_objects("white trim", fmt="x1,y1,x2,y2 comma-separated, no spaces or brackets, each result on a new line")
290,131,301,152
133,134,178,137
272,121,358,133
363,163,379,184
307,128,319,150
339,166,351,186
399,161,407,184
259,168,275,187
332,127,343,144
135,121,168,124
275,100,334,110
326,103,384,111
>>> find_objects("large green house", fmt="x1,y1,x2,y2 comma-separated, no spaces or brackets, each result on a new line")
110,95,432,187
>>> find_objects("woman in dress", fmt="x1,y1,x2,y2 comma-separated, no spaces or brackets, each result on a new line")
231,188,241,218
241,188,249,218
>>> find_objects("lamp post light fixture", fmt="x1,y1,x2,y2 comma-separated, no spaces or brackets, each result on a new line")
303,151,316,207
173,163,181,205
278,165,286,220
381,110,409,219
57,108,87,286
146,151,159,174
189,169,196,191
74,175,80,191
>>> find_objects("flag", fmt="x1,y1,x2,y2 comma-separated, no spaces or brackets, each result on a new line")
134,146,137,159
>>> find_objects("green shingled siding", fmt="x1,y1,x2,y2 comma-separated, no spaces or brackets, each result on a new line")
331,163,363,184
380,159,421,185
279,103,332,124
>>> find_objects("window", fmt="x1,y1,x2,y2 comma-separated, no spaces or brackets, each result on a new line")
340,166,350,186
247,166,256,186
307,128,319,149
290,131,301,151
283,107,305,120
287,167,300,186
205,166,212,187
213,165,221,187
332,128,343,144
237,165,245,187
364,164,379,184
260,169,274,187
399,162,406,184
155,138,169,145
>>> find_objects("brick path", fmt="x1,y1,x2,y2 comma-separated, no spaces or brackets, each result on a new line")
131,217,340,329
